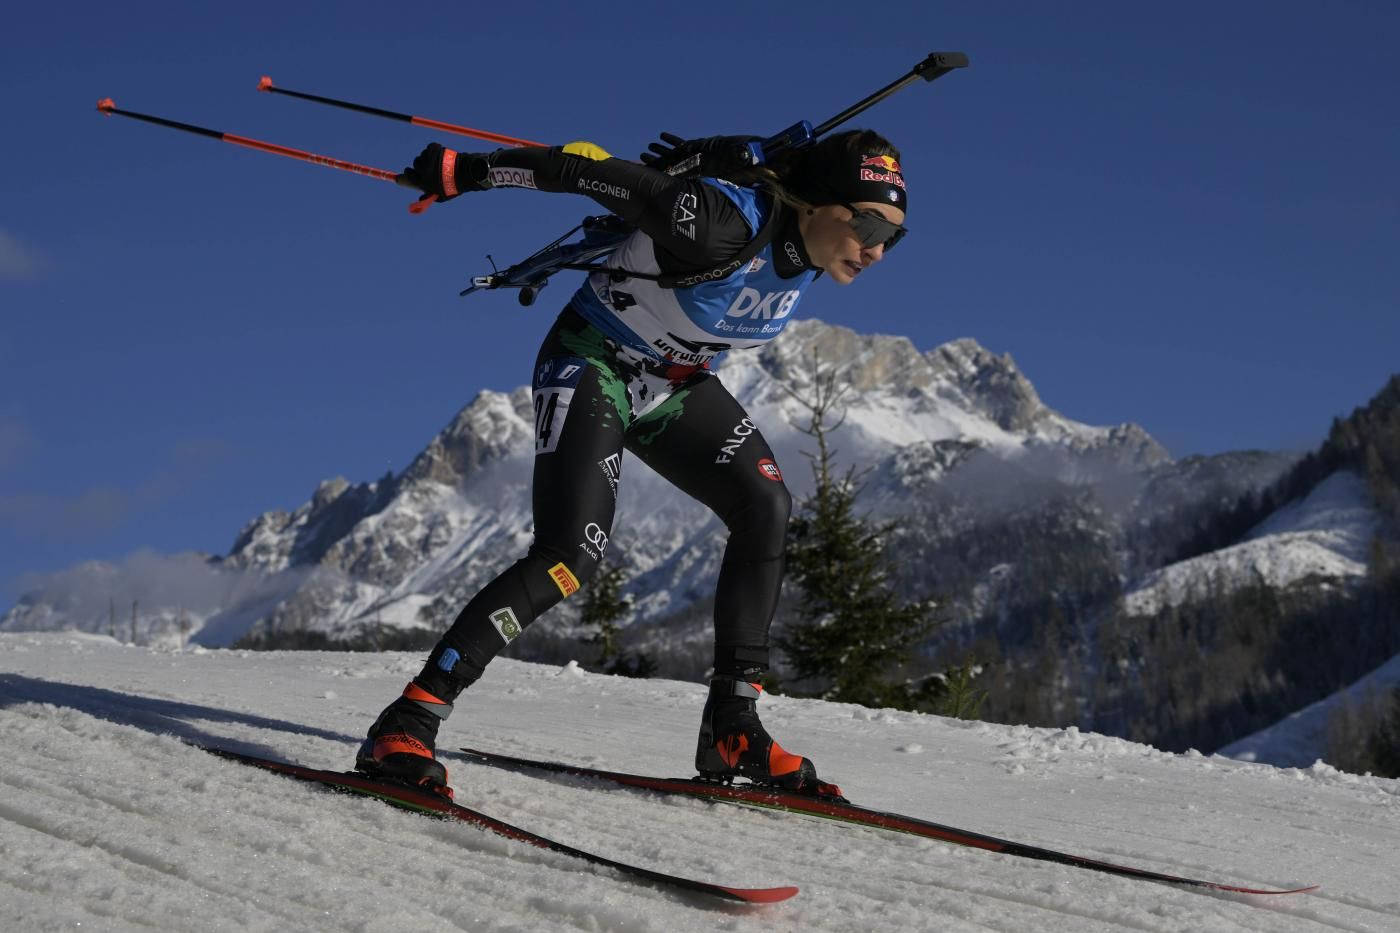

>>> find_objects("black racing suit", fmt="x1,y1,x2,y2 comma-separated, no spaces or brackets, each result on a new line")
419,144,821,696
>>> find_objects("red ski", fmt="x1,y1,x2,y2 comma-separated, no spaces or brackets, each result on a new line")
458,746,1318,897
195,745,797,904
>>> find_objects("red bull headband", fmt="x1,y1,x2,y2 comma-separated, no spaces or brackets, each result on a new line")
791,147,908,213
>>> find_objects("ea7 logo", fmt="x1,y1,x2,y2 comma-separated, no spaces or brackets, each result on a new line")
672,192,698,240
725,288,800,320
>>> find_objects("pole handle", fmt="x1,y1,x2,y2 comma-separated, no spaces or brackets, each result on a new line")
395,172,436,214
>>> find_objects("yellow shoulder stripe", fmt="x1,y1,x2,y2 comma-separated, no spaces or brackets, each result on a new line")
562,141,612,161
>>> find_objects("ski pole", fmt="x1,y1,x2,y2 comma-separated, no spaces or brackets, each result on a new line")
95,97,435,214
257,76,544,148
256,77,546,213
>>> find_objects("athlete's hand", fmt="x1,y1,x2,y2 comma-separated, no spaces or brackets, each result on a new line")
400,143,489,201
639,133,761,178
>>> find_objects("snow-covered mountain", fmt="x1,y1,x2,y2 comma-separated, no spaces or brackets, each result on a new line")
3,631,1395,931
2,319,1171,653
5,319,1391,770
1122,470,1380,617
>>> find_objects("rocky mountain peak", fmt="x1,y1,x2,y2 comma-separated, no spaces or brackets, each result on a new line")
753,321,1055,437
926,338,1047,433
312,477,351,510
400,388,534,488
755,319,933,394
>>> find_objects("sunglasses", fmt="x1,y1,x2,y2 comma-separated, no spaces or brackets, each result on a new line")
842,202,907,252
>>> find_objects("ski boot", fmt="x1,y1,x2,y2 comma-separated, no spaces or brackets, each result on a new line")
695,677,844,799
356,682,455,799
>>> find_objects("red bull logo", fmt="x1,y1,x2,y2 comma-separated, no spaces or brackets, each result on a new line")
859,168,906,189
860,154,902,173
858,153,905,190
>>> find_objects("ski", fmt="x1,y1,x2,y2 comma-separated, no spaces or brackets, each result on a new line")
457,746,1318,897
194,745,797,904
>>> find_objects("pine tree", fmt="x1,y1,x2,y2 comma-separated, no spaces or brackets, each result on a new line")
934,660,988,720
582,559,632,667
776,353,944,709
580,558,654,677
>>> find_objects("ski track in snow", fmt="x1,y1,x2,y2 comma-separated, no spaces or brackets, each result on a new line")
1,634,1397,932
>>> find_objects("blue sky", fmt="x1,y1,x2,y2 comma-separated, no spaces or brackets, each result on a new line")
2,1,1397,603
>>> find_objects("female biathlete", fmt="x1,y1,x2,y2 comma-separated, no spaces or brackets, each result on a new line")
356,129,909,799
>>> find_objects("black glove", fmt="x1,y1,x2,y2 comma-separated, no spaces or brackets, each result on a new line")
639,133,762,178
400,143,489,200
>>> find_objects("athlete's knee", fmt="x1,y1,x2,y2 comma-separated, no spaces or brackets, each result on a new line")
747,475,792,528
723,476,791,552
527,537,604,592
768,479,793,525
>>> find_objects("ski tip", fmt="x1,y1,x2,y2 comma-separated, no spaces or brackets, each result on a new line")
1215,882,1321,896
97,97,116,114
1263,884,1322,896
257,76,274,92
718,884,799,904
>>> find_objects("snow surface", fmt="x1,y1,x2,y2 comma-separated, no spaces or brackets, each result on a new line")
2,633,1397,932
1122,471,1379,616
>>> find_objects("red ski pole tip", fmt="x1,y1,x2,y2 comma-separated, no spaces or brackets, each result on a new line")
97,97,116,113
257,76,274,91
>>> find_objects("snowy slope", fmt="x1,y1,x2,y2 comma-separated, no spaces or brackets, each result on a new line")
1220,651,1400,768
1122,470,1380,616
3,633,1397,932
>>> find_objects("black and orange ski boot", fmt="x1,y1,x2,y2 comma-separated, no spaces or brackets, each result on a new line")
355,681,456,798
695,677,844,799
